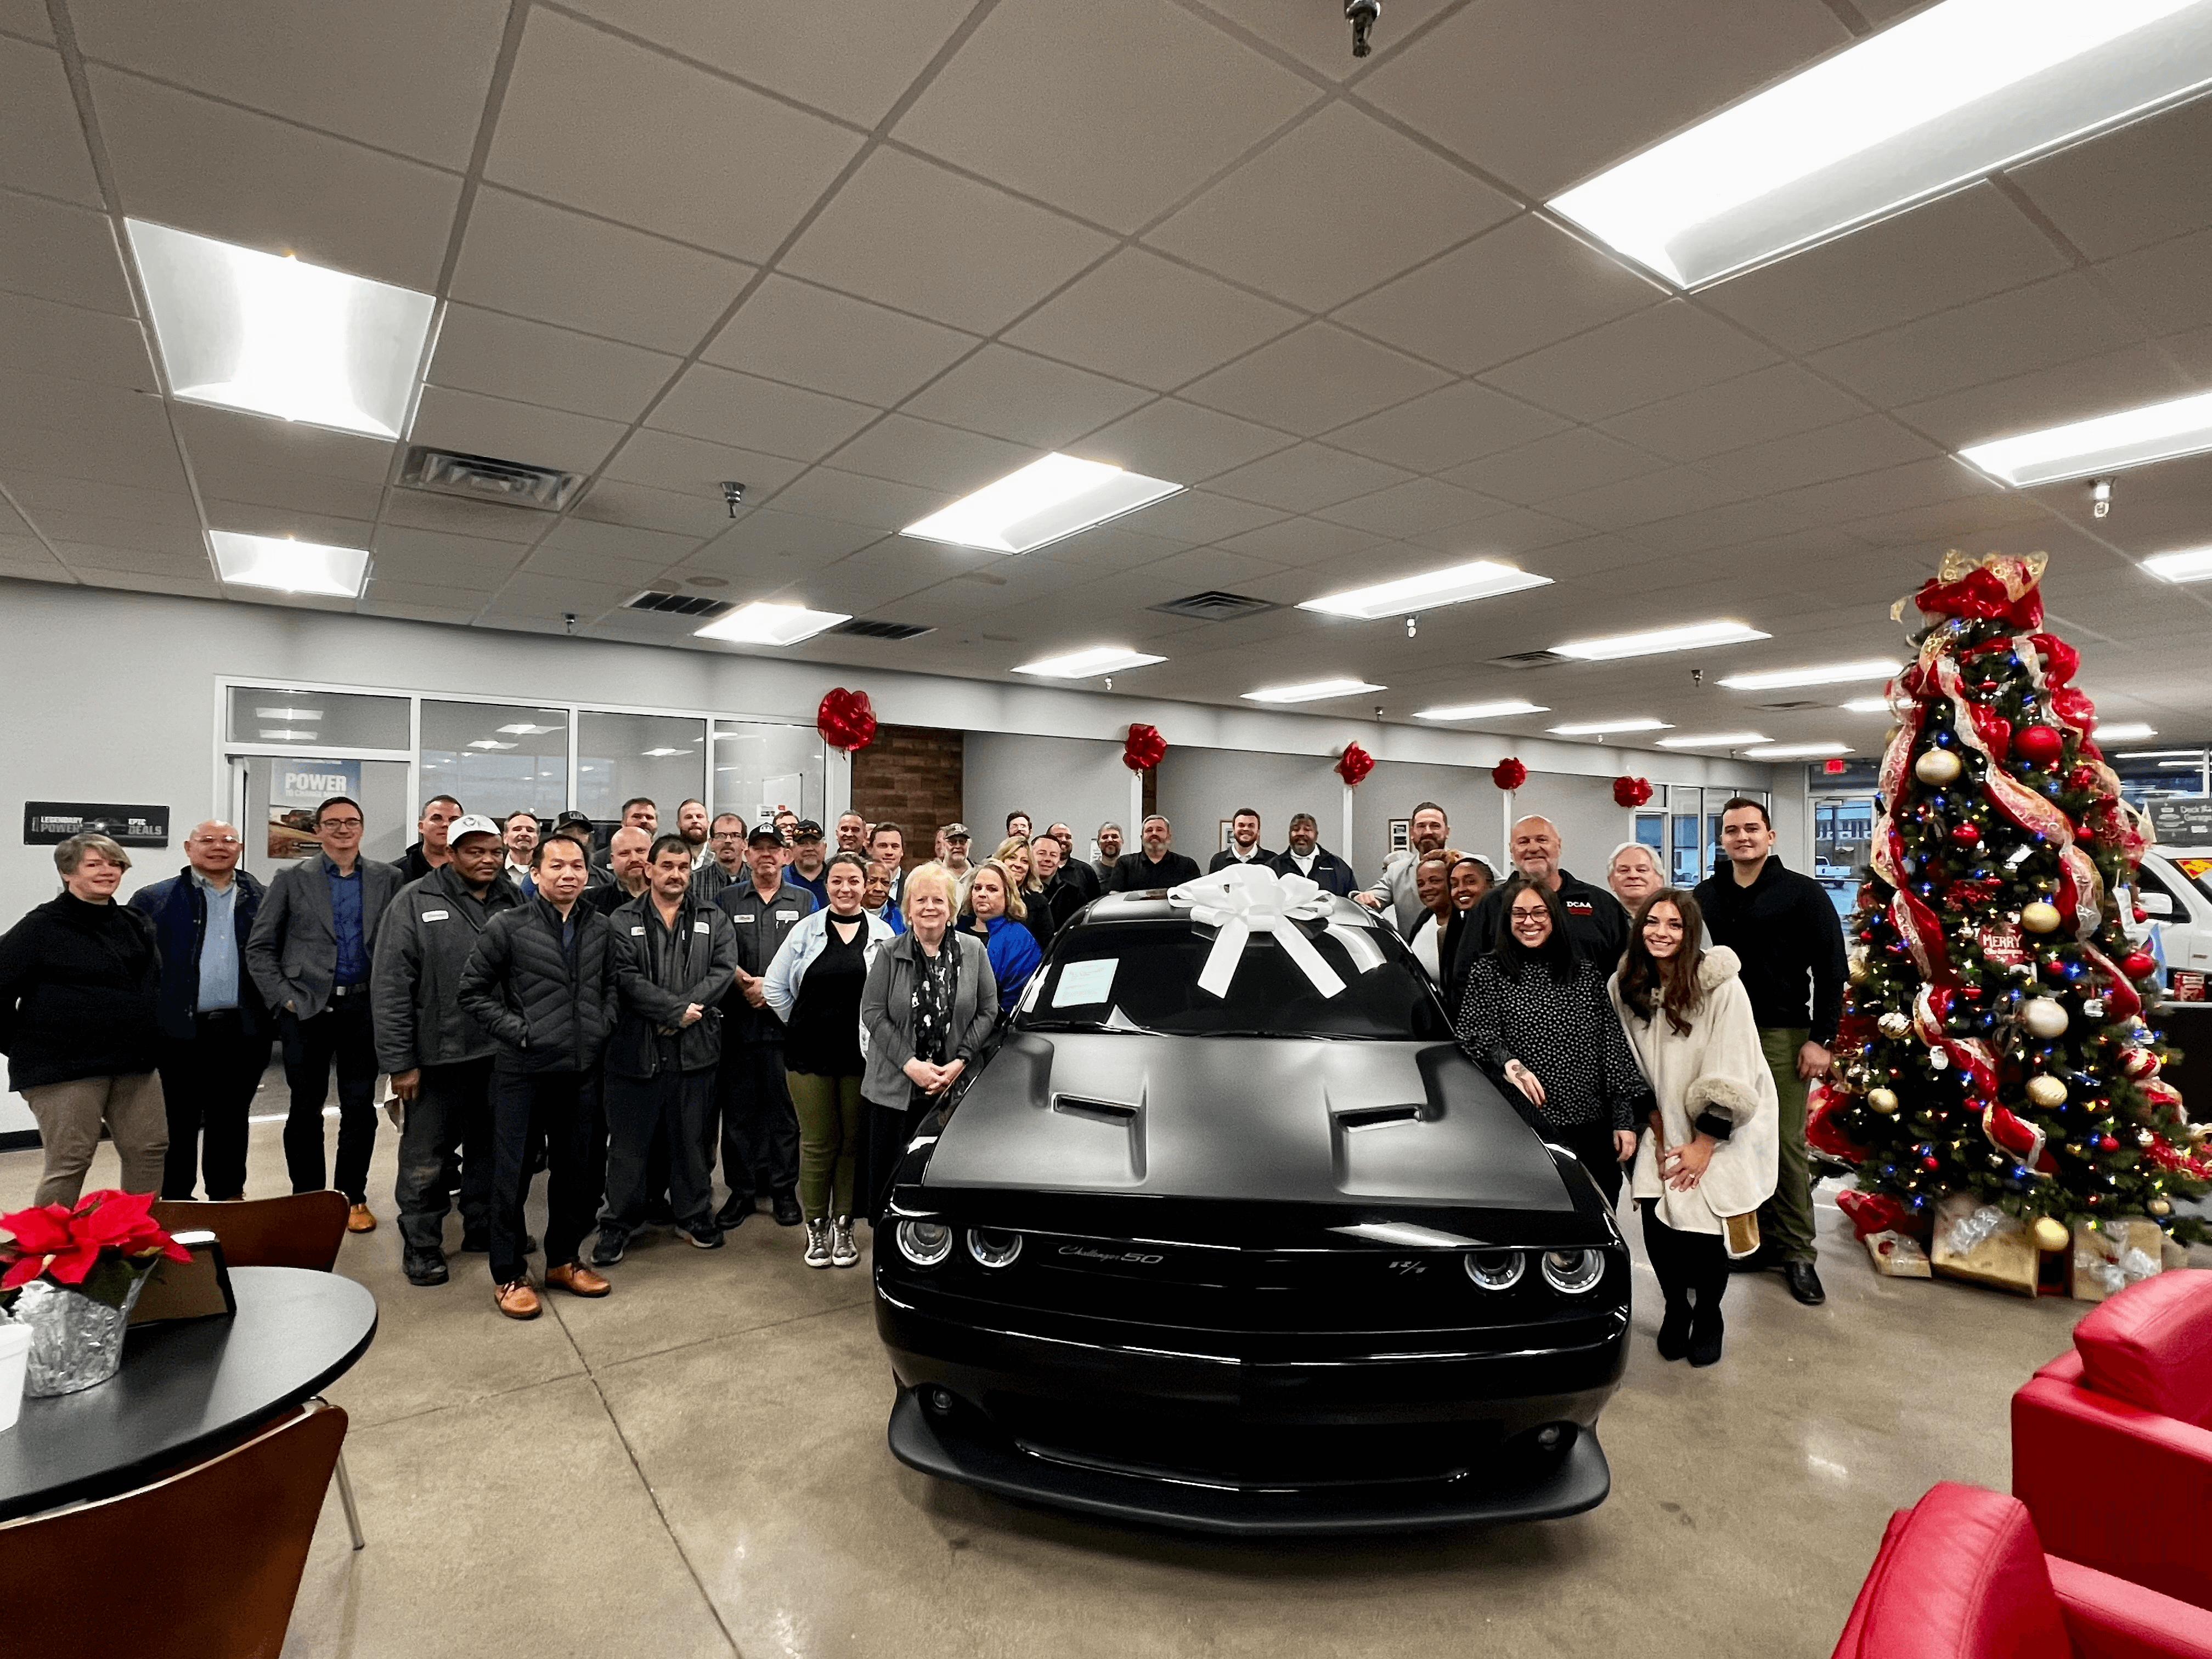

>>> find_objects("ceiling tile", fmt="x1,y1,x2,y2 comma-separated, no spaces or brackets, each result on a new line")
174,401,395,487
1312,476,1502,538
380,485,548,542
599,429,806,502
0,289,152,387
1215,514,1383,567
0,190,131,314
0,37,100,206
695,506,884,564
1413,504,1590,558
703,274,976,405
1323,381,1572,475
900,345,1153,448
200,465,385,523
42,512,205,556
1839,492,2048,550
1001,247,1300,392
71,0,506,168
369,526,525,586
90,67,460,290
1693,414,1940,495
823,413,1037,495
1443,427,1667,506
409,384,630,473
1019,522,1187,571
1206,442,1416,513
1334,212,1661,373
0,1,53,39
1542,465,1750,533
1192,0,1457,82
1595,363,1870,462
486,10,862,262
1356,0,1844,200
2010,91,2212,262
0,382,186,488
199,496,376,545
760,467,946,531
1769,455,2000,527
1621,496,1830,556
893,0,1317,233
556,0,973,128
539,514,701,565
1094,487,1283,546
449,188,753,353
1181,321,1449,436
1479,301,1781,423
427,304,680,422
1146,102,1516,312
780,148,1115,335
646,363,878,461
5,468,198,529
1073,398,1296,483
2095,227,2212,339
572,477,746,539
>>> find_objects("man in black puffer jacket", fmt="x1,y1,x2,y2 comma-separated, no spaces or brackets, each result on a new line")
458,830,618,1321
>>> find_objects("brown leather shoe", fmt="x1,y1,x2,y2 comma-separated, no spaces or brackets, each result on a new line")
494,1279,540,1319
346,1203,377,1233
544,1261,611,1298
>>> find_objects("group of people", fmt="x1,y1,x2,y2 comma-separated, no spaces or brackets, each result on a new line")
0,786,1843,1354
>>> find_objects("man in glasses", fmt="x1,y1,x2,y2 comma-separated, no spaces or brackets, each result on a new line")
691,812,748,905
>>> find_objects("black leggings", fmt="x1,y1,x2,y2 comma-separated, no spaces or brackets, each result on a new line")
1542,1118,1627,1207
1639,1199,1731,1308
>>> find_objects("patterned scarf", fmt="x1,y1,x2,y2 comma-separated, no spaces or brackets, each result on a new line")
909,935,958,1110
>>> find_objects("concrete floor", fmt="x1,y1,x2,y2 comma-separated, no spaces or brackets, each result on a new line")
9,1086,2202,1659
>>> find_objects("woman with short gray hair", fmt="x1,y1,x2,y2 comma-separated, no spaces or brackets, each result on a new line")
0,833,168,1203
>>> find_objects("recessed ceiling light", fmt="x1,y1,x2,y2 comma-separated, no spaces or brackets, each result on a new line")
127,219,437,438
901,453,1182,555
1549,717,1673,736
640,747,696,758
257,728,315,741
210,531,369,597
2143,545,2212,583
1548,0,2212,290
1962,390,2212,488
467,739,518,751
1717,658,1900,690
1745,741,1851,759
1243,677,1386,704
2095,722,2158,741
1656,731,1770,749
694,601,850,647
1841,697,1893,714
1297,558,1553,620
254,706,324,720
496,722,562,735
1012,645,1167,679
1550,621,1768,661
1414,699,1550,721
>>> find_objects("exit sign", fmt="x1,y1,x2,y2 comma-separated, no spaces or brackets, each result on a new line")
1822,759,1847,775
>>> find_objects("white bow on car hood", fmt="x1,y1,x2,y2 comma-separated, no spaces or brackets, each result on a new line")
1168,865,1345,1000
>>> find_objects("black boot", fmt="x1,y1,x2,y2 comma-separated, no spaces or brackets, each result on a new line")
1688,1299,1725,1367
1656,1298,1691,1362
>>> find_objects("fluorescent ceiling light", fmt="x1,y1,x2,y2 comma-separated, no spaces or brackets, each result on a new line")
1746,742,1851,759
1657,731,1769,749
1298,558,1553,620
255,706,323,720
1841,697,1893,714
2095,721,2158,741
2144,545,2212,582
257,728,314,741
2119,748,2198,759
467,740,517,751
694,601,850,647
1548,0,2212,291
1963,390,2212,487
209,530,369,597
1549,717,1672,736
127,219,436,438
1415,699,1549,721
1718,658,1899,690
640,747,695,758
1013,645,1166,679
496,722,561,735
1551,620,1768,661
1243,677,1386,704
2158,759,2204,768
901,454,1182,555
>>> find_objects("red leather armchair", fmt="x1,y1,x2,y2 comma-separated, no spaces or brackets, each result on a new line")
1831,1481,2212,1658
2013,1270,2212,1612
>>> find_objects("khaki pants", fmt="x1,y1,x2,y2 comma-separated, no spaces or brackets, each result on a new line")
22,1071,168,1206
1758,1027,1815,1263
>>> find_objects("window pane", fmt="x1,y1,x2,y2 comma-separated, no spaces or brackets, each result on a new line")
711,720,825,828
419,700,570,822
577,711,706,830
240,755,410,881
227,686,408,749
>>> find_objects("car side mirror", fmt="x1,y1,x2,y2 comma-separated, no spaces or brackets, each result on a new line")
2140,891,2176,918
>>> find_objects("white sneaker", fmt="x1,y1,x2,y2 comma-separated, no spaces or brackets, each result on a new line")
803,1218,831,1268
831,1216,860,1268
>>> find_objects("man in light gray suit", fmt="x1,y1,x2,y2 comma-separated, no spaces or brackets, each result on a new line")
245,794,402,1233
1355,800,1451,935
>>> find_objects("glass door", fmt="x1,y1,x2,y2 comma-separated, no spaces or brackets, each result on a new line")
232,755,413,882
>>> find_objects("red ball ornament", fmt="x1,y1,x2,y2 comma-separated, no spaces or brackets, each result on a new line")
1949,822,1980,848
814,687,877,753
2015,725,2064,765
2122,1048,2160,1081
2121,950,2157,980
1121,723,1167,772
2096,1133,2119,1152
1491,757,1528,792
2134,906,2149,924
1921,1155,1941,1170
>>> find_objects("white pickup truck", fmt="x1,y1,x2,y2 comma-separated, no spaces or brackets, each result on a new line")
2129,847,2212,983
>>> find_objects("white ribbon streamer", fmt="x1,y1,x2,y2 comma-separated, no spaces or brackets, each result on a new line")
1167,865,1346,1000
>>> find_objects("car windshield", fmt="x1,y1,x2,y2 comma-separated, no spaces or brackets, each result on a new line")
1016,917,1453,1041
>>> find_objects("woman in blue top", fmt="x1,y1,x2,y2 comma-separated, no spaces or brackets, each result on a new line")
958,859,1041,1013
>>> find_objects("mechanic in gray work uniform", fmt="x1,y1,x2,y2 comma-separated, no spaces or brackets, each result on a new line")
709,823,816,1229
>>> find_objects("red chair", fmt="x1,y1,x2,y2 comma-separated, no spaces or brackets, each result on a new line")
1831,1481,2212,1657
2013,1270,2212,1612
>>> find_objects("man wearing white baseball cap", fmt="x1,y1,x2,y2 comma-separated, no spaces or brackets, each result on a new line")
371,812,523,1286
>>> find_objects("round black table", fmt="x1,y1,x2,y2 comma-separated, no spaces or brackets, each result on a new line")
0,1266,377,1521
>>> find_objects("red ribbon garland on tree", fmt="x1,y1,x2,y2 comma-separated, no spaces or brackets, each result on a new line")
1335,742,1374,788
1612,775,1652,808
1122,723,1166,772
815,687,877,753
1491,757,1527,791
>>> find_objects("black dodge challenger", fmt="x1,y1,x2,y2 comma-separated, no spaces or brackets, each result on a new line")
873,883,1630,1535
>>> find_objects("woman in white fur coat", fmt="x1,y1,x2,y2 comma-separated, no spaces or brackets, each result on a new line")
1608,887,1778,1367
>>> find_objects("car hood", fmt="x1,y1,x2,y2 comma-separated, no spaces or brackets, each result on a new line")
924,1032,1575,1211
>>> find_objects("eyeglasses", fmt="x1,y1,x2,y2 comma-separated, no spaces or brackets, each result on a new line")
1509,908,1549,923
190,835,242,847
318,817,364,830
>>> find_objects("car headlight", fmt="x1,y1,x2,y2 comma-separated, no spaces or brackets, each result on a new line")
1541,1248,1605,1294
1463,1249,1524,1290
967,1227,1023,1268
896,1220,952,1267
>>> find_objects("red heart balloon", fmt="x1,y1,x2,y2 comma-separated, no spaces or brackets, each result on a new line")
1335,742,1375,788
1122,723,1166,772
815,687,877,753
1491,758,1527,792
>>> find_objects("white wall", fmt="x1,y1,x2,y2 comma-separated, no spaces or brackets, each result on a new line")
963,733,1128,861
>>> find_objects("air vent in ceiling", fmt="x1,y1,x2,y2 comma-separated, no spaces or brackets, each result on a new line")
1757,699,1828,710
1148,590,1280,622
626,590,733,618
1489,648,1569,670
830,618,933,641
401,446,584,512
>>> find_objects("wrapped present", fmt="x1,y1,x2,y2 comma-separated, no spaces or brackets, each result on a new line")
2070,1218,2166,1302
1864,1229,1931,1278
1930,1193,2038,1296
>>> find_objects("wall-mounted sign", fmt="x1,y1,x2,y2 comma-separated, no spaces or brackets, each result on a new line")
267,758,360,860
2149,797,2212,847
24,802,171,847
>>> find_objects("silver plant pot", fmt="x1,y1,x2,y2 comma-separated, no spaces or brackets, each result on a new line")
15,1276,150,1397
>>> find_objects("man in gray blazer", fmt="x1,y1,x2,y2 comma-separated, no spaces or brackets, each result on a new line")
245,794,402,1232
1355,800,1451,935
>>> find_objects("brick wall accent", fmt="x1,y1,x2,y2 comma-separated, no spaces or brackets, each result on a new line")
851,725,965,870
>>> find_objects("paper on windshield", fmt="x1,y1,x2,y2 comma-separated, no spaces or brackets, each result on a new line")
1053,958,1118,1006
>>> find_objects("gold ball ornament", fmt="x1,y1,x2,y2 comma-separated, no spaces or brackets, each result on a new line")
1848,956,1871,985
1878,1012,1912,1037
2030,1216,2070,1252
1867,1087,1900,1114
2021,901,2062,934
1915,748,1963,785
2150,1198,2172,1217
2023,997,2070,1039
2024,1075,2069,1108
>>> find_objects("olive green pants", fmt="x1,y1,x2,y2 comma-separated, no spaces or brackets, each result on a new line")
1759,1026,1816,1263
787,1070,862,1223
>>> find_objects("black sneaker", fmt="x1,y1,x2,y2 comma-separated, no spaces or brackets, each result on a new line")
590,1230,628,1268
683,1226,725,1250
713,1201,752,1232
404,1250,449,1287
770,1190,804,1228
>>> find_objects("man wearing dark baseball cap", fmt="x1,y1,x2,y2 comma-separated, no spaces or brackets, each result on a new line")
705,820,814,1229
786,818,828,907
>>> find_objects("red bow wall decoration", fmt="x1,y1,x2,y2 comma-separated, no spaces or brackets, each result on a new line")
1491,757,1527,792
1612,775,1653,808
1122,723,1167,772
815,687,877,753
1335,742,1375,788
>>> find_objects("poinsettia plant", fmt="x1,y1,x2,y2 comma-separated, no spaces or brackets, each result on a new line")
0,1189,190,1311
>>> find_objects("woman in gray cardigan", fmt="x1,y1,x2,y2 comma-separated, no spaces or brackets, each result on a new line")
857,861,997,1226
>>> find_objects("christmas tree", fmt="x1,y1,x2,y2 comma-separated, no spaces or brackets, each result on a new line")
1810,551,2210,1252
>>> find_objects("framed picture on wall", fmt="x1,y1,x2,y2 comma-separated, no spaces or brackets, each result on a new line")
1389,819,1410,855
1218,819,1235,853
